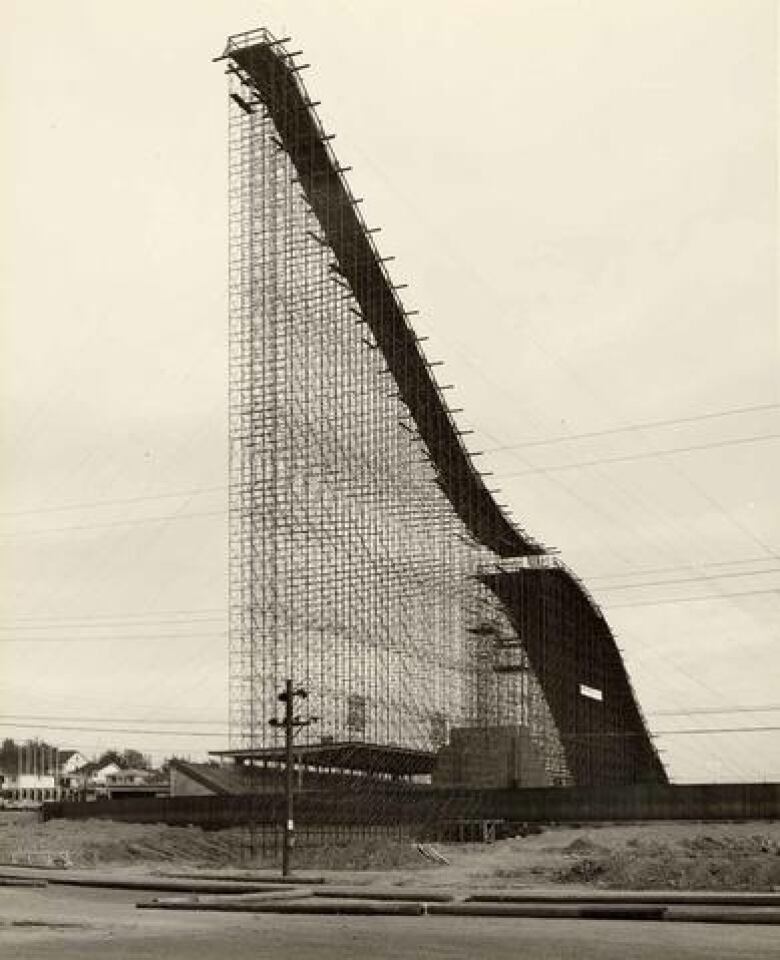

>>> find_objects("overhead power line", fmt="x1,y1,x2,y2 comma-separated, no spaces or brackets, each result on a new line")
1,706,776,725
3,404,774,519
1,719,777,739
4,557,778,626
0,721,225,738
654,726,780,736
0,713,227,726
585,555,780,582
497,432,780,479
3,607,226,623
2,408,775,518
598,568,780,592
0,486,226,518
11,592,776,632
648,704,780,717
609,587,780,609
484,402,780,452
0,632,227,643
3,701,780,726
0,616,226,632
0,508,227,539
3,558,779,622
6,573,777,635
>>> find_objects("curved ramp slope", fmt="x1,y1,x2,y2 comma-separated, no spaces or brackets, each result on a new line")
486,565,667,784
227,35,541,559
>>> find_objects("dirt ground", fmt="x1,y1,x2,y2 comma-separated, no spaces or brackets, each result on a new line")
2,812,779,891
432,820,780,891
4,885,780,960
3,813,780,958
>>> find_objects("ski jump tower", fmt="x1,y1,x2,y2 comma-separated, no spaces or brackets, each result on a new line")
219,27,666,788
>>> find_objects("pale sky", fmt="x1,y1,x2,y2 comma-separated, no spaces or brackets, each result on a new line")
1,0,778,781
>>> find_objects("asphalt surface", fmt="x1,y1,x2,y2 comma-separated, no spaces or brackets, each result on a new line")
2,884,780,959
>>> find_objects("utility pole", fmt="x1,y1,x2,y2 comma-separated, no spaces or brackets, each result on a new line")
269,679,317,877
283,680,294,877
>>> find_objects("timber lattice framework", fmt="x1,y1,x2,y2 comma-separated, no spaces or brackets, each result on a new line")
220,27,666,790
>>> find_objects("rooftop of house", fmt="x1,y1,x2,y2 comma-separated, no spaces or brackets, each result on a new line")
105,768,155,780
69,760,121,778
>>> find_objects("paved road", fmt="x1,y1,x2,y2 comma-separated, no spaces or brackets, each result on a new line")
2,885,779,959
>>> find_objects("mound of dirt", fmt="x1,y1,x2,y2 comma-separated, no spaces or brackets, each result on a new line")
0,813,424,872
3,813,779,890
429,821,780,891
561,836,610,855
556,828,780,891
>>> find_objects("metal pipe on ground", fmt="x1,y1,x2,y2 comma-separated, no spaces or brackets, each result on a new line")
145,889,315,906
134,897,780,923
157,871,325,884
0,873,289,894
0,878,47,887
137,899,425,916
429,903,667,921
313,888,454,902
467,891,780,906
430,903,780,924
666,908,780,925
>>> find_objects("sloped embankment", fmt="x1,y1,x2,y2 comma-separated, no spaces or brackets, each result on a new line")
556,831,780,891
0,813,422,871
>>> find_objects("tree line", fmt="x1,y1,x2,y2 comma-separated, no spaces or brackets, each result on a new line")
0,738,175,774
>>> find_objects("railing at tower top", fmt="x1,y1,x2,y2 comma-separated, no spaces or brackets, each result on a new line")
221,27,278,56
